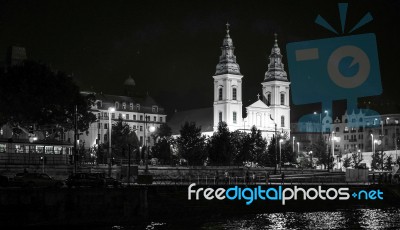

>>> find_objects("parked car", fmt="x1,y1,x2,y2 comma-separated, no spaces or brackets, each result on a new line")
66,173,121,188
13,173,63,188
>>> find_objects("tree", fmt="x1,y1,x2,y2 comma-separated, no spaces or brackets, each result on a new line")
343,155,351,168
151,123,172,141
371,150,386,170
248,126,268,165
177,122,207,166
231,130,251,165
266,137,278,168
351,152,363,168
311,136,332,169
0,60,96,136
207,122,234,165
385,155,393,171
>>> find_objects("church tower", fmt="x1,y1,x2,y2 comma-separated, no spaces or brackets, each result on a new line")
213,24,243,131
261,34,291,136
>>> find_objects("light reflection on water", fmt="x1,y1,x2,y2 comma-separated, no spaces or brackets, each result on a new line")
200,208,400,230
114,208,400,229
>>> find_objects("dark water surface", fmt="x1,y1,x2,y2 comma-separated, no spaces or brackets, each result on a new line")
116,208,400,230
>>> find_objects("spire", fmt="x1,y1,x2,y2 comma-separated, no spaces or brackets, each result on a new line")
264,33,288,82
215,23,241,75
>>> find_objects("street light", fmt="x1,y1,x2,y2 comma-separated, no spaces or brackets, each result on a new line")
314,110,328,135
309,150,313,168
279,139,284,173
395,119,399,160
108,107,115,176
292,136,295,153
297,142,300,154
144,114,156,173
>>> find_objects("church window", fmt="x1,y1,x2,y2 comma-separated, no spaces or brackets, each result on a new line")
233,112,237,124
136,104,140,111
130,103,134,110
219,112,222,123
267,93,271,105
115,102,119,109
122,102,126,110
232,88,237,100
336,127,340,132
280,94,285,105
218,88,223,101
281,116,285,127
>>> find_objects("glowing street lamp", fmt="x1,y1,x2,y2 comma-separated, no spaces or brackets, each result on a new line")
279,139,284,173
108,107,115,176
297,142,300,153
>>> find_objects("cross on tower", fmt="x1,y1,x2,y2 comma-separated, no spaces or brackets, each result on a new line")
226,22,230,34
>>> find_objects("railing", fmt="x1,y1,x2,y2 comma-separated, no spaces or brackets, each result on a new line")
0,152,69,165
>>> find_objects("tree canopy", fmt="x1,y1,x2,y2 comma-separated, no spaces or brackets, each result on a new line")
0,60,96,136
177,122,207,166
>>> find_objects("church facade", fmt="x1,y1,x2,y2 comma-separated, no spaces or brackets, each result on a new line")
212,25,290,140
169,25,291,141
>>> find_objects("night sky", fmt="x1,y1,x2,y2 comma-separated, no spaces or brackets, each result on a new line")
1,0,399,121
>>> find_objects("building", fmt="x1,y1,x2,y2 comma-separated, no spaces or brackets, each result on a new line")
169,25,291,140
80,77,167,149
291,110,400,158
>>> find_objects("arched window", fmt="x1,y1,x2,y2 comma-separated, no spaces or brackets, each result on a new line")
122,102,126,110
219,112,222,123
280,93,285,105
136,104,140,111
232,88,237,100
218,88,223,101
281,115,285,127
233,112,237,124
335,127,340,132
129,103,134,110
267,93,271,105
115,102,119,109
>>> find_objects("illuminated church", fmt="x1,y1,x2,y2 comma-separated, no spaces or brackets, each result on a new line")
169,25,291,140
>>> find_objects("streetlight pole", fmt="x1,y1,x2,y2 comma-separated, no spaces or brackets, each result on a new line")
331,131,335,170
297,142,300,154
395,119,398,160
279,140,282,172
274,123,277,174
371,134,374,153
292,136,295,154
108,107,115,177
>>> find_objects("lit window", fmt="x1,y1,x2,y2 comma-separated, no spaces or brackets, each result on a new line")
233,112,237,124
122,103,126,110
219,88,223,101
232,88,237,100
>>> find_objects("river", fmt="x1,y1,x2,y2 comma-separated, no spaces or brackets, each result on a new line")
114,208,400,229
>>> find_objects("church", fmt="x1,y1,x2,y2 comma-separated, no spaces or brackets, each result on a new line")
169,25,291,141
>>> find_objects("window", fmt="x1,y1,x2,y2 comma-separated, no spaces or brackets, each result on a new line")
219,112,222,123
267,93,271,105
280,93,285,105
140,115,143,121
118,113,122,119
130,103,134,110
281,116,285,127
153,116,156,122
98,123,101,129
104,123,108,129
126,114,129,120
152,106,158,113
335,127,340,132
122,102,126,110
133,115,137,120
115,102,119,109
233,112,237,124
140,126,143,131
140,136,143,145
218,88,223,101
232,88,237,100
160,117,163,123
104,134,108,142
136,104,140,111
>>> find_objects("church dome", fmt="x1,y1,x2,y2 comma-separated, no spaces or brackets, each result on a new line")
124,75,135,87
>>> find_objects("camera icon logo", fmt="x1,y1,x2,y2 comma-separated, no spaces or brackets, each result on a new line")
287,33,381,106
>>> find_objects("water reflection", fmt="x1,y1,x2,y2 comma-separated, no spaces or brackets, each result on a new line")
200,208,400,230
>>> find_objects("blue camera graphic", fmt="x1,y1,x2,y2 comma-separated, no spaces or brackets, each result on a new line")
287,33,381,107
287,3,383,132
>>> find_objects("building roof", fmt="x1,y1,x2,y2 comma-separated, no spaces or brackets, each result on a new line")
81,91,165,114
246,99,269,109
214,23,241,76
263,33,289,82
168,107,214,135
